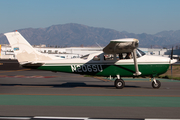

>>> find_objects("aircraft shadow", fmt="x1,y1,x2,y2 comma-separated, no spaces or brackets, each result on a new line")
0,82,142,89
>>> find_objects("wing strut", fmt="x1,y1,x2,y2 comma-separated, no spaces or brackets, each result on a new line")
132,49,141,76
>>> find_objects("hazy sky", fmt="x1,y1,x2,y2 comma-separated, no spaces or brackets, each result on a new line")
0,0,180,34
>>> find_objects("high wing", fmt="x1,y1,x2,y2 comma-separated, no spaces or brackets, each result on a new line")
103,38,141,76
103,38,139,54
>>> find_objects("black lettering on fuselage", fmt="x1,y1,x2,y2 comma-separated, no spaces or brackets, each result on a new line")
71,65,103,73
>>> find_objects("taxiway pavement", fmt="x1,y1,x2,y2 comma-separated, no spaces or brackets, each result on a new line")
0,69,180,119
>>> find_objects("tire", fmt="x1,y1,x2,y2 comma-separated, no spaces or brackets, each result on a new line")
152,80,161,89
115,79,125,89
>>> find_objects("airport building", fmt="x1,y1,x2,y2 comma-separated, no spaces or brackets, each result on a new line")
0,44,180,60
0,44,102,59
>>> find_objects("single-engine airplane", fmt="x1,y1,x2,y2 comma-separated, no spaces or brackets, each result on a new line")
4,31,177,89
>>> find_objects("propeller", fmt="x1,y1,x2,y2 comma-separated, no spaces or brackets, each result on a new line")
171,46,173,60
170,46,173,80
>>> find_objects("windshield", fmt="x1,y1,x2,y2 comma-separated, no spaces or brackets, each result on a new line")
136,49,146,57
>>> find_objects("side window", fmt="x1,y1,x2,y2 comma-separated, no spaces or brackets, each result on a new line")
80,54,89,59
104,54,114,61
93,55,100,61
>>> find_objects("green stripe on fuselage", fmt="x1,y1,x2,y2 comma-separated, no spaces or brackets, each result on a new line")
37,63,169,77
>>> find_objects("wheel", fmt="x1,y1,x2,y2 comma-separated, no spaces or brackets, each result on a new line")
114,79,125,89
152,80,161,89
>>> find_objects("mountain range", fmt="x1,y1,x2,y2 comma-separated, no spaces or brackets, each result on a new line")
0,23,180,48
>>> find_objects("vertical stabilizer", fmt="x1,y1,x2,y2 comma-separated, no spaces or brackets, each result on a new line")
4,31,52,64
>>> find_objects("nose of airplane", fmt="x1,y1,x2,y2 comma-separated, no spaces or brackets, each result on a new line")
169,59,178,64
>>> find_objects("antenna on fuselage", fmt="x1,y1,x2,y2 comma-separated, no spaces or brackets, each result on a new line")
171,46,173,80
96,42,103,50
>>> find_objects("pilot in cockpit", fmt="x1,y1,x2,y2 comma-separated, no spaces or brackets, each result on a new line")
119,53,123,59
125,52,132,59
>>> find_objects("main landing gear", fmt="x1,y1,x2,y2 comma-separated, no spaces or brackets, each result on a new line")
114,75,125,89
115,79,125,89
151,78,161,89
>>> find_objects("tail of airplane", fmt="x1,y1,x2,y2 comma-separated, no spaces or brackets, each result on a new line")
4,31,53,64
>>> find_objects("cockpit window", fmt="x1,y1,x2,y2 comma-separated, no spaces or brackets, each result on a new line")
117,53,132,60
117,49,145,60
124,52,132,59
80,54,89,59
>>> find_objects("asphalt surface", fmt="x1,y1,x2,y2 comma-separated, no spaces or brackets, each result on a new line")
0,59,21,70
0,60,180,119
